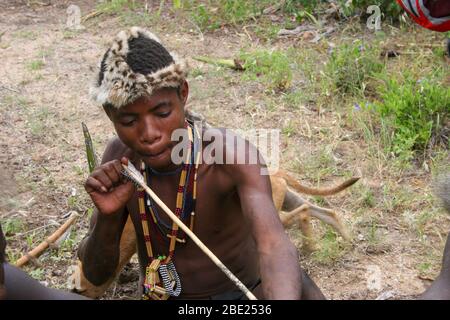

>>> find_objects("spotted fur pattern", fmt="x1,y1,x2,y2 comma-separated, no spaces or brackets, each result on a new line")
90,27,188,109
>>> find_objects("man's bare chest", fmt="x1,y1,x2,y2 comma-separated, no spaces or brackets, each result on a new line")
127,164,241,250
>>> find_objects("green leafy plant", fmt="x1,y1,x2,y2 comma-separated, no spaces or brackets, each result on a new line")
191,4,221,31
27,60,45,71
173,0,182,10
325,41,384,97
29,268,45,281
189,0,275,31
338,0,403,21
311,226,346,265
3,218,24,237
240,49,293,92
370,72,449,162
220,0,262,25
96,0,140,15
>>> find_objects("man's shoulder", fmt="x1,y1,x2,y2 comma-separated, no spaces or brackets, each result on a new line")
201,127,258,154
200,127,263,180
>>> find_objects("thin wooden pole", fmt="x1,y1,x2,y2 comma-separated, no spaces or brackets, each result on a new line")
15,212,79,268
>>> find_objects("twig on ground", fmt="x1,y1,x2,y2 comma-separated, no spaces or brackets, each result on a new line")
81,11,103,23
193,56,245,71
0,84,20,93
15,212,80,268
11,221,59,239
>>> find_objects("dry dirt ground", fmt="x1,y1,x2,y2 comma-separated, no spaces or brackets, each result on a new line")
0,0,449,300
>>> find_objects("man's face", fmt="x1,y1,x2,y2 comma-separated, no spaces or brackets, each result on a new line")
107,83,188,170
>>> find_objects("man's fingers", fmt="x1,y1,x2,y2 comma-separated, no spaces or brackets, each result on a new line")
92,170,114,191
87,160,131,195
103,161,122,185
112,159,124,174
111,160,129,183
85,176,108,194
120,157,129,166
115,179,135,198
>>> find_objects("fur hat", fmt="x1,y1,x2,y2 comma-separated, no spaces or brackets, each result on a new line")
90,27,188,109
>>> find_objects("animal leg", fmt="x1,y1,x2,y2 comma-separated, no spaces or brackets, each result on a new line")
282,190,351,241
280,204,318,252
307,204,351,241
280,204,309,228
298,210,319,252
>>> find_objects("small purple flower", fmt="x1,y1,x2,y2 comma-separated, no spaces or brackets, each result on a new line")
354,103,361,111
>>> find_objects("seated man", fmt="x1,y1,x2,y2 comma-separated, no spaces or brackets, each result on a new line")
0,223,87,300
76,27,324,300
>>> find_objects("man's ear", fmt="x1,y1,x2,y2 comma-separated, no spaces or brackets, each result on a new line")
179,80,189,107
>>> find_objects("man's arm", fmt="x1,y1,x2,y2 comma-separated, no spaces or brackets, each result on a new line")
1,223,88,300
77,138,134,286
224,135,301,300
77,209,128,286
3,263,89,300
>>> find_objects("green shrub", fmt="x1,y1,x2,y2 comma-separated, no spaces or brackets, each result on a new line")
370,72,449,162
191,4,220,31
96,0,140,15
220,0,261,25
3,218,24,237
189,0,270,31
240,49,293,92
282,0,321,21
325,41,385,97
311,226,346,265
282,0,319,12
338,0,403,21
188,0,323,32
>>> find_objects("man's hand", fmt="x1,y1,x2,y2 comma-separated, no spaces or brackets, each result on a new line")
84,157,135,215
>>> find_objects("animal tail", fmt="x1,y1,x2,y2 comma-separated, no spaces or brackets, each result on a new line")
276,170,360,196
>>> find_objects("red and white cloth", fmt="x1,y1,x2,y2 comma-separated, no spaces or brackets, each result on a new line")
397,0,450,32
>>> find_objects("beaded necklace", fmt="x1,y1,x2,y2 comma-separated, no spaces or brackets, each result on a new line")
137,122,201,300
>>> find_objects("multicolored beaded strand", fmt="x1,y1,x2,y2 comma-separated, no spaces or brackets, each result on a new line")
138,123,199,300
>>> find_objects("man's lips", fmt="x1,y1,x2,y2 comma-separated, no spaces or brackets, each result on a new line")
140,148,168,159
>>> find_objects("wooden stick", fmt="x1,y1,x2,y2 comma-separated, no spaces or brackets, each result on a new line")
15,212,79,268
193,56,245,71
81,11,103,23
122,164,257,300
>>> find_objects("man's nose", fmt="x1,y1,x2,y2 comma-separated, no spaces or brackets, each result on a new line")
139,117,160,145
